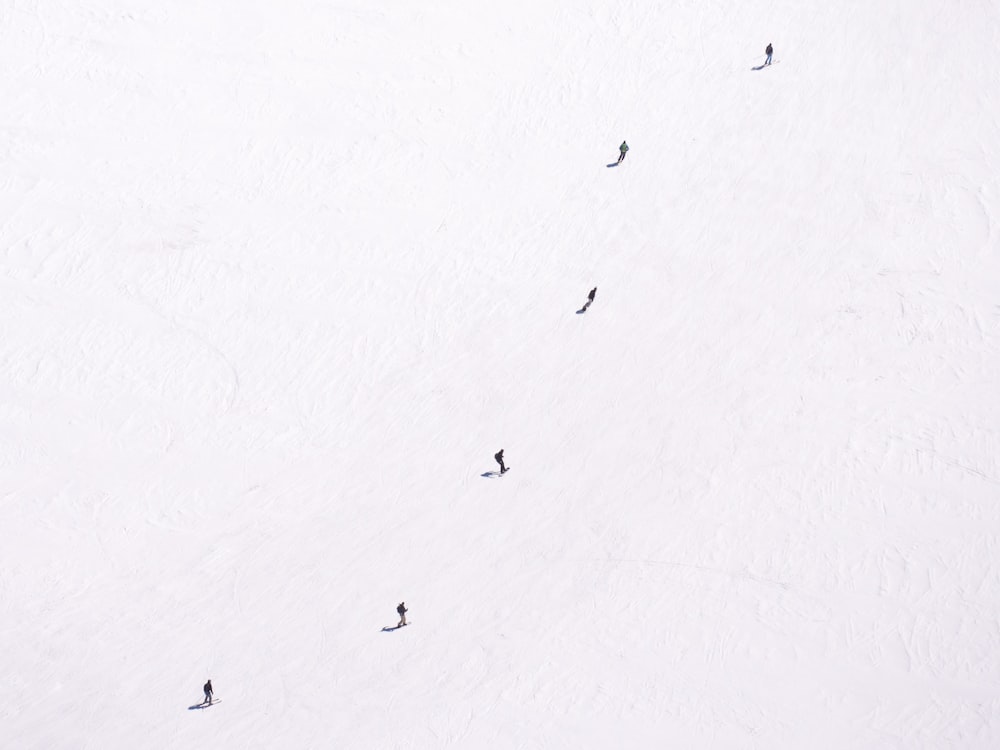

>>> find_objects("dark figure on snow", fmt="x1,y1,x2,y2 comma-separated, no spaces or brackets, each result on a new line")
495,449,507,474
765,43,773,65
203,679,213,705
583,287,597,311
397,602,407,628
618,141,629,163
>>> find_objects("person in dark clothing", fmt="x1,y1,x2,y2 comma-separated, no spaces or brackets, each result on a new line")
765,43,773,65
396,602,407,628
494,449,507,474
203,679,213,705
617,141,629,163
582,287,597,311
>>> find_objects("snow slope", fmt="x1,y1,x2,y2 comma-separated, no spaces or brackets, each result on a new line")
2,0,999,747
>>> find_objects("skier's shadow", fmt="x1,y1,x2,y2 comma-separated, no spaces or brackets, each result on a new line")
606,162,619,168
381,625,402,632
481,471,500,478
188,703,211,710
751,64,765,71
576,308,586,314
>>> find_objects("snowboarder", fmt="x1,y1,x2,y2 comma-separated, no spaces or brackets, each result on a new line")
582,287,597,311
203,679,213,705
494,449,507,474
765,43,773,65
617,141,629,163
396,602,407,628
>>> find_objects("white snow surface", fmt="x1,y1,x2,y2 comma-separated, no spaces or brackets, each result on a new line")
3,1,1000,748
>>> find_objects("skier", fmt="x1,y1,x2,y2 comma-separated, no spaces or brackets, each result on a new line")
617,141,629,163
765,43,773,65
494,449,507,474
203,679,213,705
582,287,597,311
396,602,407,628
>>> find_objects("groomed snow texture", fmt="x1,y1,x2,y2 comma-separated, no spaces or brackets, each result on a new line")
2,1,1000,748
